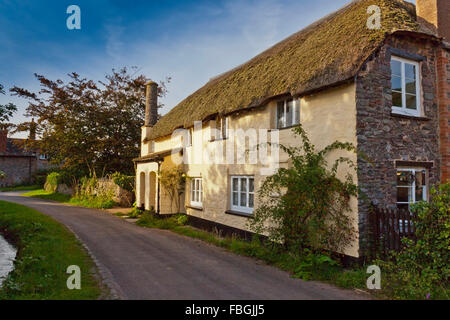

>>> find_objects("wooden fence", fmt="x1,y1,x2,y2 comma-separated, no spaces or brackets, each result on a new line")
370,206,416,254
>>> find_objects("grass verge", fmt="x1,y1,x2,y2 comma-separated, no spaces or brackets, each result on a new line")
0,185,41,192
0,200,103,299
21,189,116,209
136,213,370,292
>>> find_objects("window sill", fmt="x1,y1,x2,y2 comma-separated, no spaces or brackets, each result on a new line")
209,137,229,142
225,210,254,218
390,112,430,121
186,205,203,211
269,124,301,132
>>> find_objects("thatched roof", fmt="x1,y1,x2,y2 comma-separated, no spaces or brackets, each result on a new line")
149,0,419,139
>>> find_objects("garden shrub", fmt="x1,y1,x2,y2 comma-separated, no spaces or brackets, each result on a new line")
71,175,117,209
112,172,135,192
44,172,60,192
249,125,358,255
376,184,450,299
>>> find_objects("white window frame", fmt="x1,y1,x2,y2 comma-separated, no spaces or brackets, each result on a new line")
39,154,48,160
230,176,254,214
396,168,427,210
391,56,421,117
190,178,203,207
276,98,300,129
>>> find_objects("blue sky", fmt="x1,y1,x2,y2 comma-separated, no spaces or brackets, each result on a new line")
0,0,415,138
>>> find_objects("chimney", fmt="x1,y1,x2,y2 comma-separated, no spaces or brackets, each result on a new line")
0,130,7,153
416,0,450,42
29,118,36,141
145,81,158,127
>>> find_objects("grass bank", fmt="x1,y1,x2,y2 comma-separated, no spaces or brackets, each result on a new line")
22,189,116,209
0,201,103,299
0,185,41,192
136,213,369,293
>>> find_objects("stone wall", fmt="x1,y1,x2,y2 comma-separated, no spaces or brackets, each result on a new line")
0,156,36,187
437,45,450,181
355,34,441,255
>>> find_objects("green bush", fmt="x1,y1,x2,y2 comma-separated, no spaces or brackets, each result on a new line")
250,125,358,254
376,184,450,299
71,175,117,209
112,172,135,192
0,170,6,180
34,175,46,187
44,172,60,192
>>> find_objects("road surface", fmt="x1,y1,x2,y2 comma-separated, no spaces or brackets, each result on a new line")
0,191,370,300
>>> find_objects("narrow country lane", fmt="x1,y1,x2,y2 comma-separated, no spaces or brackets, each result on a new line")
0,192,370,300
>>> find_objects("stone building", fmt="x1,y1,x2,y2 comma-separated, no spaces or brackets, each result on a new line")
0,129,50,187
134,0,449,258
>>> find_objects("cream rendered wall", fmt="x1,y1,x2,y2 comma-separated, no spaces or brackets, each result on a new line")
140,83,359,257
136,161,159,211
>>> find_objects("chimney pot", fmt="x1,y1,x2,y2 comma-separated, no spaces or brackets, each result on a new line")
145,81,158,127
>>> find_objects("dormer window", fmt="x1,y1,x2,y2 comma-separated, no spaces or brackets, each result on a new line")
391,56,421,117
277,98,300,129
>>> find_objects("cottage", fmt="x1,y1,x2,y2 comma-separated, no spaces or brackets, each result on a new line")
0,123,50,187
134,0,449,258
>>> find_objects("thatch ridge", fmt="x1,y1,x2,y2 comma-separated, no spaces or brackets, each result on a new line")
149,0,419,139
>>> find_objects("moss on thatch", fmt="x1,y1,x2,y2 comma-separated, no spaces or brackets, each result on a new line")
149,0,418,139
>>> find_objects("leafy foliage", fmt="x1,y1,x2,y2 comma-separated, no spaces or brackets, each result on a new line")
249,125,358,254
44,172,61,192
10,68,170,175
159,166,186,213
0,170,6,180
376,184,450,299
112,172,135,192
0,83,18,130
72,175,117,209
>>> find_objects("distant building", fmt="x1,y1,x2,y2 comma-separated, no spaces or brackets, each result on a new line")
0,127,50,187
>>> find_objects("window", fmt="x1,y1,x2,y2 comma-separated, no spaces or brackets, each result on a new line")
396,168,427,211
231,176,254,214
277,99,300,129
39,154,48,160
391,56,421,117
215,116,228,140
190,178,203,207
180,129,192,148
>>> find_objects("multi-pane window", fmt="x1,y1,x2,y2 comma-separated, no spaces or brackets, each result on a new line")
231,176,254,214
191,178,203,207
396,168,427,211
277,99,300,129
391,56,421,117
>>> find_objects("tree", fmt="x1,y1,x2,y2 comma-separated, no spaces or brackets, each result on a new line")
0,83,18,131
11,68,170,176
249,125,358,254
